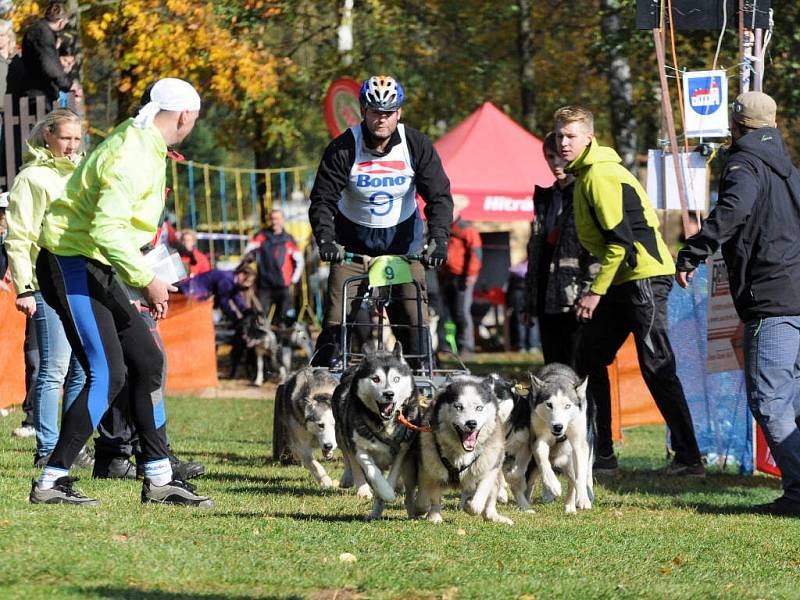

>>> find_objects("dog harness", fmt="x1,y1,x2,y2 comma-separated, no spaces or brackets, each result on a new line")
353,411,410,452
433,437,481,486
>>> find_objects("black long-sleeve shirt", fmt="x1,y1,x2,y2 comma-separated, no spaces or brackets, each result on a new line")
309,122,453,253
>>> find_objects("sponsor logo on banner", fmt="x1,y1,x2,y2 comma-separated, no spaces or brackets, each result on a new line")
688,75,722,115
483,196,534,212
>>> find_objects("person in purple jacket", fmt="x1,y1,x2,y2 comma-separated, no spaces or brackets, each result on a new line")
181,263,256,323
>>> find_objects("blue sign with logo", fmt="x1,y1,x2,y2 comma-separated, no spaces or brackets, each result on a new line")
687,75,723,116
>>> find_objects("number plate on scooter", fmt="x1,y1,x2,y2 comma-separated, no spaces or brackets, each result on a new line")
368,256,414,287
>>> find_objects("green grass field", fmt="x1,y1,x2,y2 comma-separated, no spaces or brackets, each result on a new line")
1,392,798,600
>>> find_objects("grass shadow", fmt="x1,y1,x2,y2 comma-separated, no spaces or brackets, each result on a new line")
271,511,401,523
227,484,337,497
597,468,782,498
198,451,267,467
76,585,301,600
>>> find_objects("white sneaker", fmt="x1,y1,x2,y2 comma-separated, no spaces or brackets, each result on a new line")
12,425,36,438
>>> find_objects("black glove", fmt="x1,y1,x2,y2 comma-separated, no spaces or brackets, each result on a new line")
421,237,448,269
318,240,344,262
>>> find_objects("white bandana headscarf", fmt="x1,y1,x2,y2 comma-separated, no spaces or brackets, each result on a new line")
132,78,202,129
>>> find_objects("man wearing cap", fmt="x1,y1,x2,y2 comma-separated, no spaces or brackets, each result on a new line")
309,75,453,367
677,91,800,516
29,78,213,507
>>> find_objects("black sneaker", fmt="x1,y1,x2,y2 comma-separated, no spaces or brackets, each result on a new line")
29,476,100,506
93,456,137,479
593,453,619,476
660,460,706,478
752,496,800,517
72,446,95,469
172,459,205,481
33,452,52,468
141,478,214,508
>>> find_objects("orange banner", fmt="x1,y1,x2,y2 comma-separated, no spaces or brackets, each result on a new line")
0,287,27,408
0,290,218,408
160,295,219,394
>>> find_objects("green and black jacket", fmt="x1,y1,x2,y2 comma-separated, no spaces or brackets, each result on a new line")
566,138,674,295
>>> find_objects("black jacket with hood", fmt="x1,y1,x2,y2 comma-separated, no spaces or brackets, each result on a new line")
676,127,800,321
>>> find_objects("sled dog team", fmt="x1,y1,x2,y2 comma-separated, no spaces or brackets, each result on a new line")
278,343,594,525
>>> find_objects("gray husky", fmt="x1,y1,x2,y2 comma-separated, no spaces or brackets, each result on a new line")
333,342,421,520
278,367,339,487
417,376,513,525
524,363,594,514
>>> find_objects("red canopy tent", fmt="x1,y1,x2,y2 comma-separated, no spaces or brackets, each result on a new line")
432,101,554,222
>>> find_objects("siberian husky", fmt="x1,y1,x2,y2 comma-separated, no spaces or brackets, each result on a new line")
416,376,513,525
332,342,421,520
278,367,339,487
528,363,594,514
229,310,284,386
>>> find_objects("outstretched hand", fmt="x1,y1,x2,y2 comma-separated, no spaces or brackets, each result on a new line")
675,270,694,289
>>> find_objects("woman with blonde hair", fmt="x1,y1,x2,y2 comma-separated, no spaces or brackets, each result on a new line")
4,107,89,467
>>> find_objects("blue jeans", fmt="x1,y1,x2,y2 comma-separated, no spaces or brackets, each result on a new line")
744,316,800,502
32,291,85,457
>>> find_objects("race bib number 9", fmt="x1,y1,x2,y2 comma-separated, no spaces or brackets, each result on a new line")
368,256,414,287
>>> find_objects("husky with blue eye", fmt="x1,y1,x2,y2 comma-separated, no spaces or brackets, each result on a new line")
416,376,513,525
528,363,594,514
332,342,421,520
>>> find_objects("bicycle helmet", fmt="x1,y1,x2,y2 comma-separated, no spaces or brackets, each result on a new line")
359,75,405,111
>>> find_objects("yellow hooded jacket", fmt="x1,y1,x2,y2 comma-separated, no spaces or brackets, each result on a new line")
5,144,79,294
38,118,167,288
567,138,674,295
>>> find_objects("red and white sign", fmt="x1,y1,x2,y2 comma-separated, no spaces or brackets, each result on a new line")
323,78,362,138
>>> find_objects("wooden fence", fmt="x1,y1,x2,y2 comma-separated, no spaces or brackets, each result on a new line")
0,94,81,191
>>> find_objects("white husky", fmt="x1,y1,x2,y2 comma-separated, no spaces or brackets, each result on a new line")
417,376,513,525
528,363,594,514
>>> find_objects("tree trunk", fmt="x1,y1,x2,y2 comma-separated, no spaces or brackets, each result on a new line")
600,0,639,177
518,0,536,132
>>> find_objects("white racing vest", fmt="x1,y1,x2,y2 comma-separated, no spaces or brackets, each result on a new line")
338,124,417,228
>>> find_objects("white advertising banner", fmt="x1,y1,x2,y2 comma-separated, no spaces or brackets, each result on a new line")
683,70,729,138
646,150,709,211
706,252,744,373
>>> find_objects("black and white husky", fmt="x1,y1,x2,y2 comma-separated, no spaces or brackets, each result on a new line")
523,363,594,514
230,311,284,386
416,376,513,525
332,342,421,520
278,367,339,487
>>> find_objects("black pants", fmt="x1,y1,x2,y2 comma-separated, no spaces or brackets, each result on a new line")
575,276,701,465
21,317,38,426
258,285,293,326
311,259,429,368
539,312,583,368
36,250,170,470
95,309,169,459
